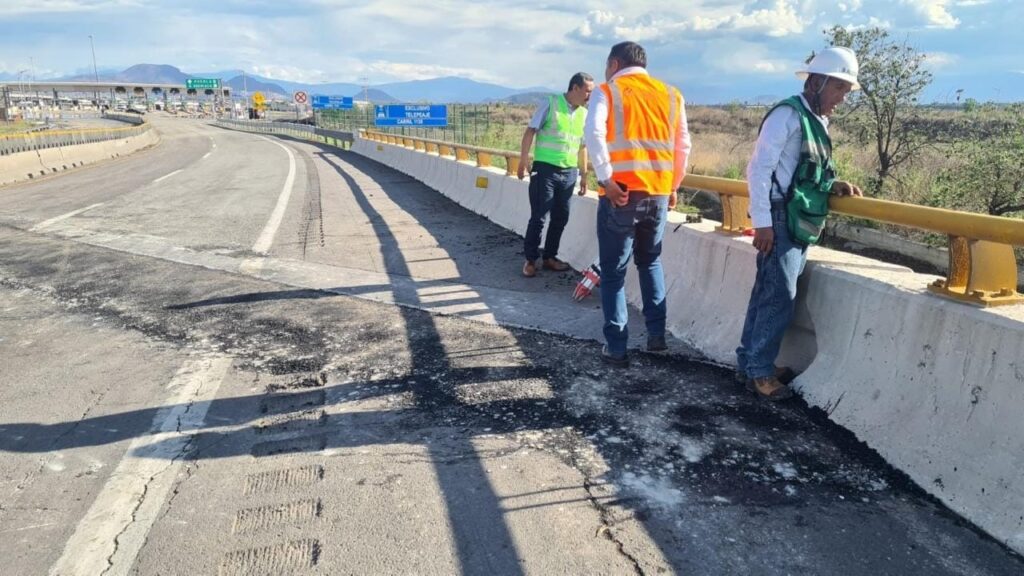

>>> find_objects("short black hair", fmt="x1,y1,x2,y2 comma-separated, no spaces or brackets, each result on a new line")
568,72,594,91
608,42,647,69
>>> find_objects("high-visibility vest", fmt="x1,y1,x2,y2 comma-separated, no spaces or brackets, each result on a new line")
761,96,836,245
600,74,682,195
534,94,586,169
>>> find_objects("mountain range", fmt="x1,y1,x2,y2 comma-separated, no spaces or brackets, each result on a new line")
51,64,554,104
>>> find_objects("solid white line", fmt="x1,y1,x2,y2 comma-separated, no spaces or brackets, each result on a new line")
152,169,182,184
48,356,233,576
201,151,211,160
251,136,297,255
29,203,104,232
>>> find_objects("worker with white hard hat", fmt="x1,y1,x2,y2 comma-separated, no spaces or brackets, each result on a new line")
735,46,864,401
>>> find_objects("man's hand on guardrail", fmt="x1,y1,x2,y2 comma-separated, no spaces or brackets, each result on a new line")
753,227,774,254
832,180,863,197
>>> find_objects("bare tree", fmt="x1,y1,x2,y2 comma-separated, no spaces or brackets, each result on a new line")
825,26,933,194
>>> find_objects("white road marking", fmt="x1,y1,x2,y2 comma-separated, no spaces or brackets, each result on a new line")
251,136,297,255
202,151,211,160
48,356,233,576
152,169,182,184
29,203,104,232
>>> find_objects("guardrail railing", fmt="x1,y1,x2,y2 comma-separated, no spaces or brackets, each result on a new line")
361,129,1024,308
215,119,354,146
0,123,151,157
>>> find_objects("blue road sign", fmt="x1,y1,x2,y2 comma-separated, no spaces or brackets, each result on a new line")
374,104,448,127
312,95,353,110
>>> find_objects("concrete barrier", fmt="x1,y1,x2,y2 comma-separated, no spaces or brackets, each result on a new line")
0,126,159,187
350,133,1024,555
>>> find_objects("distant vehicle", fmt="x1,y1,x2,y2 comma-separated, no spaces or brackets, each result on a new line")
130,103,147,114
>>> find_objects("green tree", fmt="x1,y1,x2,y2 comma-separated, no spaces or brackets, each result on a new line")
933,105,1024,217
824,26,933,194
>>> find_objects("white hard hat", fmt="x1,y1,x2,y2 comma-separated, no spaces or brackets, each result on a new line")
796,46,860,91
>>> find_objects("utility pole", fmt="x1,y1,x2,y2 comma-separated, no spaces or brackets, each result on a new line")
89,35,100,108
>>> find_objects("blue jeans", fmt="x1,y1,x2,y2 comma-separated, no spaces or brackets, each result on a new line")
736,203,808,379
597,194,669,356
524,162,578,261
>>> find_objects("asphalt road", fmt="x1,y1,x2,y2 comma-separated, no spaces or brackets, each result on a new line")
0,115,1021,575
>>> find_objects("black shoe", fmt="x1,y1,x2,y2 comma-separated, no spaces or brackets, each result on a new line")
601,345,629,368
647,334,667,353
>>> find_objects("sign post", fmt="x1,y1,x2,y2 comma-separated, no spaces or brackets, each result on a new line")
311,95,353,110
293,91,308,121
374,104,448,127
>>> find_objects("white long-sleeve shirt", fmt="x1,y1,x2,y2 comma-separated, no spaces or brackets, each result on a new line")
584,67,691,190
746,94,829,229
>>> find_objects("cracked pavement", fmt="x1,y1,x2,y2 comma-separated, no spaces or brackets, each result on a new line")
0,116,1021,575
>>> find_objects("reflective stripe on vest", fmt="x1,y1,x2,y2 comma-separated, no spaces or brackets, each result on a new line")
601,74,681,195
534,94,585,168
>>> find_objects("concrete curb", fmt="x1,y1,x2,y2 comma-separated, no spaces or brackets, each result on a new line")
0,128,160,188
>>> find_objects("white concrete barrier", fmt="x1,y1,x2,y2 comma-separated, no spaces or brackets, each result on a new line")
351,133,1024,555
0,128,159,187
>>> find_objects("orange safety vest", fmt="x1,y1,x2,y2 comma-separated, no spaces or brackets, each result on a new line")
599,73,682,196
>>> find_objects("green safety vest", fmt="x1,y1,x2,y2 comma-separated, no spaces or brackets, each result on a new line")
534,94,586,169
761,96,837,246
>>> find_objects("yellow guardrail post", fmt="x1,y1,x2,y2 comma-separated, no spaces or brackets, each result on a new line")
505,155,519,177
682,174,752,234
829,196,1024,307
455,147,470,162
477,151,491,168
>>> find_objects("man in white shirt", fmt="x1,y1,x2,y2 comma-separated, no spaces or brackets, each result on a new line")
584,41,691,367
736,46,863,400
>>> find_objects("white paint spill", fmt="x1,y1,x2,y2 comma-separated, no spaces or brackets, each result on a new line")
620,472,685,509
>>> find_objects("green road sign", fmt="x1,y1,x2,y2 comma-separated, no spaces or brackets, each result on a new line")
185,78,220,90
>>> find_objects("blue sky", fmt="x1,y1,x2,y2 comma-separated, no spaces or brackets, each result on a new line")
1,0,1021,103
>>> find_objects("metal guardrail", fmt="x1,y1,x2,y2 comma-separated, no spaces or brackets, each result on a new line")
361,130,1024,308
0,123,151,157
215,119,354,145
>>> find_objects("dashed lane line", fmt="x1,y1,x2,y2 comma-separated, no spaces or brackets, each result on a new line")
29,203,104,232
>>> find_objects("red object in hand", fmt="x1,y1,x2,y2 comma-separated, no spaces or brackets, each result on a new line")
573,264,601,301
742,228,756,236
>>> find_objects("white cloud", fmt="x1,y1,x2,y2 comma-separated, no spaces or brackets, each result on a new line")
901,0,961,29
923,51,959,69
0,0,140,15
701,40,795,75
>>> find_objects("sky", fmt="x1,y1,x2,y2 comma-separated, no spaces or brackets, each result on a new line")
0,0,1021,103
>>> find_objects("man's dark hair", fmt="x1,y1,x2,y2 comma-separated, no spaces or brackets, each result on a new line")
608,42,647,69
568,72,594,91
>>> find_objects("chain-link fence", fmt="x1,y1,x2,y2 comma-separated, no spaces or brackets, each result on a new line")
314,103,531,151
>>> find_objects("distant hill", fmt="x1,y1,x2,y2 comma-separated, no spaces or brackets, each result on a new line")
225,76,287,98
490,91,553,106
377,76,551,103
51,64,550,104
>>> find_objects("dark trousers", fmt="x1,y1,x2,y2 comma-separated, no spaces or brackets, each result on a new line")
524,162,578,261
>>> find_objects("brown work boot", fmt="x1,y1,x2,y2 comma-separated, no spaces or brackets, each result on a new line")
748,376,795,401
543,258,570,272
522,260,538,278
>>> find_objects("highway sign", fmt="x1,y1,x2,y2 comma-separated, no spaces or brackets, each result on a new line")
293,91,308,104
185,78,220,90
312,95,353,110
374,104,448,127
